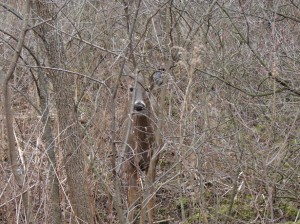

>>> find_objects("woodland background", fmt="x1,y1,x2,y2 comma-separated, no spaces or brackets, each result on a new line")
0,0,299,223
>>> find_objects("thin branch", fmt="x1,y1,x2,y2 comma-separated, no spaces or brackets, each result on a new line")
27,65,108,87
195,68,288,97
2,0,31,221
0,27,40,65
32,21,124,58
12,86,41,114
0,2,23,20
266,8,300,23
216,3,300,97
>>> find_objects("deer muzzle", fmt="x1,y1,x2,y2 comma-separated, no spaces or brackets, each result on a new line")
134,100,146,111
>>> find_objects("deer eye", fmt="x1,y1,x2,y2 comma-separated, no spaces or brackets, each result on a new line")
129,87,134,92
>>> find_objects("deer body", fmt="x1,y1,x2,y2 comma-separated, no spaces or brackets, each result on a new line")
126,71,163,224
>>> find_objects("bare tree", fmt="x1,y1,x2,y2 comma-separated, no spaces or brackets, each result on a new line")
31,1,93,223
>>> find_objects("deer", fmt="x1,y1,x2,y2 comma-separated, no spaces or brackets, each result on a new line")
126,70,164,224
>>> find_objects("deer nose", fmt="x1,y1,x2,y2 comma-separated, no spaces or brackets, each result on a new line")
134,101,146,111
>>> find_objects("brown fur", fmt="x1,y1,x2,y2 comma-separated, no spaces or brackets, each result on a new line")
126,71,163,224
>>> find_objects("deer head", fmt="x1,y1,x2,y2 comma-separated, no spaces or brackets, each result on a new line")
130,69,164,115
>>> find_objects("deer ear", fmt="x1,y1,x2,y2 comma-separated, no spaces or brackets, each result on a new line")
151,69,164,87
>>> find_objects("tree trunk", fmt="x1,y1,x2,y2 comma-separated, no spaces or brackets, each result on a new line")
32,1,93,223
38,67,62,224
